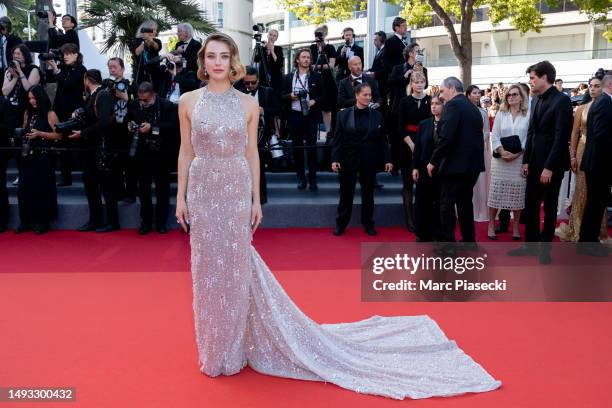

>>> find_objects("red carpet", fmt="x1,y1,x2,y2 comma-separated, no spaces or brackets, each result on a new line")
1,227,611,407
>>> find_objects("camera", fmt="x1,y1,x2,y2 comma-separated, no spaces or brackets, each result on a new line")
55,108,86,134
296,89,309,116
415,49,425,66
101,77,129,93
12,128,32,157
160,57,184,73
253,23,264,44
39,48,62,63
140,27,154,34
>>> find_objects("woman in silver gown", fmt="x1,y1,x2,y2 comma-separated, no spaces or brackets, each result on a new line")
175,33,501,400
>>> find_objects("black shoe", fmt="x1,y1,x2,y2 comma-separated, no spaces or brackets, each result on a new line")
495,225,509,234
577,244,610,257
333,226,345,236
33,223,49,234
539,251,552,265
122,196,136,204
14,224,30,234
364,226,377,236
96,224,119,233
375,183,384,189
508,245,538,257
156,225,168,234
56,181,72,187
488,234,498,240
512,235,521,241
138,224,152,235
0,225,7,233
309,182,318,191
297,179,307,190
78,221,102,232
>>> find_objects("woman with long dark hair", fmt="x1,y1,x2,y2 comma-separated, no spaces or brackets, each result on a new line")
2,44,41,129
15,85,62,234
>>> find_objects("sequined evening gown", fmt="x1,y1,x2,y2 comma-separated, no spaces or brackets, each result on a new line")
187,86,502,400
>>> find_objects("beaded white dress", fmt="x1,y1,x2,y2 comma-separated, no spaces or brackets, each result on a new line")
186,86,502,400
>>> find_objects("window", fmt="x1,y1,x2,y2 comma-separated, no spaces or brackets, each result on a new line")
216,2,224,28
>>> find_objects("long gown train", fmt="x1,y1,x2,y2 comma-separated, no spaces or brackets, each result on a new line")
187,86,501,400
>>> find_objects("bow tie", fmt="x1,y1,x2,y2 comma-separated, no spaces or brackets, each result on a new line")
351,77,362,86
249,89,257,96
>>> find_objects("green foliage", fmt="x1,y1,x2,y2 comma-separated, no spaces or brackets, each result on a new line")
275,0,367,25
5,0,36,39
0,0,25,14
80,0,216,54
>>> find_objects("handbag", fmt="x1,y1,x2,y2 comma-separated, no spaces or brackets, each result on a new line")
492,135,522,158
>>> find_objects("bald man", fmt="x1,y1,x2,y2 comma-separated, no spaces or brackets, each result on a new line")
337,56,382,109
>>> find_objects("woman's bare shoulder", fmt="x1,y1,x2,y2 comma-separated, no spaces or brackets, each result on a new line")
236,90,259,115
179,88,204,114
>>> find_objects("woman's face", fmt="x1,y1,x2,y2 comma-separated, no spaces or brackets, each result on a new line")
12,48,24,64
267,30,278,43
468,87,481,105
588,78,602,98
431,97,443,116
203,40,232,81
411,78,425,94
505,87,522,107
28,92,37,108
63,52,78,66
355,87,372,106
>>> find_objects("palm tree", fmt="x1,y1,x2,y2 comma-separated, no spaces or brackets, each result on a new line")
0,0,24,13
80,0,216,54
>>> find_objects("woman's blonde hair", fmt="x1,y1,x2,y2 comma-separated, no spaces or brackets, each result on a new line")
499,84,528,115
406,71,427,96
197,32,245,82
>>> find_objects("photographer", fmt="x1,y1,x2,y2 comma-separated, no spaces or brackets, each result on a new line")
2,44,41,130
309,24,336,136
45,43,87,186
129,20,162,90
69,69,120,233
15,85,62,234
127,82,178,235
282,48,323,190
174,23,201,75
253,28,283,98
159,53,198,104
47,11,79,50
335,27,364,82
0,16,23,89
106,57,136,202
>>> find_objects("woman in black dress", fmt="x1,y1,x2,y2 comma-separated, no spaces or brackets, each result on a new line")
45,42,87,186
15,85,62,234
309,24,336,135
397,71,431,232
2,44,42,130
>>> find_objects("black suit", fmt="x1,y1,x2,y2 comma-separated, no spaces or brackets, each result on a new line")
254,45,284,95
382,35,405,76
412,117,441,241
368,46,388,109
429,94,484,242
522,86,572,243
335,43,364,81
337,75,381,109
332,107,390,229
48,27,79,50
282,70,324,184
579,93,612,243
176,38,202,74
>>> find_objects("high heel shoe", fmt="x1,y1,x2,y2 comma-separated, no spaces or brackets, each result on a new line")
487,226,497,240
512,234,521,241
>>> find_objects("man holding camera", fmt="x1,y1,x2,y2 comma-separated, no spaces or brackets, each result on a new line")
68,69,120,233
127,82,178,234
338,56,381,110
0,16,23,89
174,23,201,75
129,21,162,90
336,27,364,82
159,53,198,104
282,48,324,191
47,11,79,50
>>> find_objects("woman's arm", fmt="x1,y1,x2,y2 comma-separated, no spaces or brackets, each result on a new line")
43,111,63,140
244,95,261,205
19,66,40,92
569,104,583,168
2,70,17,96
176,92,197,202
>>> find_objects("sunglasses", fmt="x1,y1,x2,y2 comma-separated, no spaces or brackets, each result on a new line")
243,81,258,85
506,93,520,98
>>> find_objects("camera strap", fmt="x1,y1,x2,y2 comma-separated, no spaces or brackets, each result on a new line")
294,71,309,92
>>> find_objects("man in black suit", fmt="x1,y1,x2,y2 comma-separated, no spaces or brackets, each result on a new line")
578,74,612,256
68,69,120,233
509,61,572,264
332,82,392,236
282,48,324,191
238,66,281,204
383,17,407,76
335,27,364,82
0,16,23,89
337,56,381,109
175,23,202,75
365,31,388,112
427,77,484,245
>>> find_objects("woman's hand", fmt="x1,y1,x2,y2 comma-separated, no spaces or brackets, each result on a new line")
251,201,263,233
26,129,40,139
570,157,577,173
175,198,190,233
14,62,23,75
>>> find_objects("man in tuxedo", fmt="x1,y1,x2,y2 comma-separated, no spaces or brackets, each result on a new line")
238,66,280,204
427,77,484,245
337,56,381,109
0,16,23,89
68,69,120,233
332,82,392,236
365,31,388,112
578,74,612,256
509,61,572,264
282,48,324,191
383,17,407,76
175,23,202,75
335,27,364,82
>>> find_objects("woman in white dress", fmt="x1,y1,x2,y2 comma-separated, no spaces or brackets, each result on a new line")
466,85,491,222
487,84,529,240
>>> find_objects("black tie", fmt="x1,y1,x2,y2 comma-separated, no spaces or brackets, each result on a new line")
250,89,257,96
352,77,362,87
